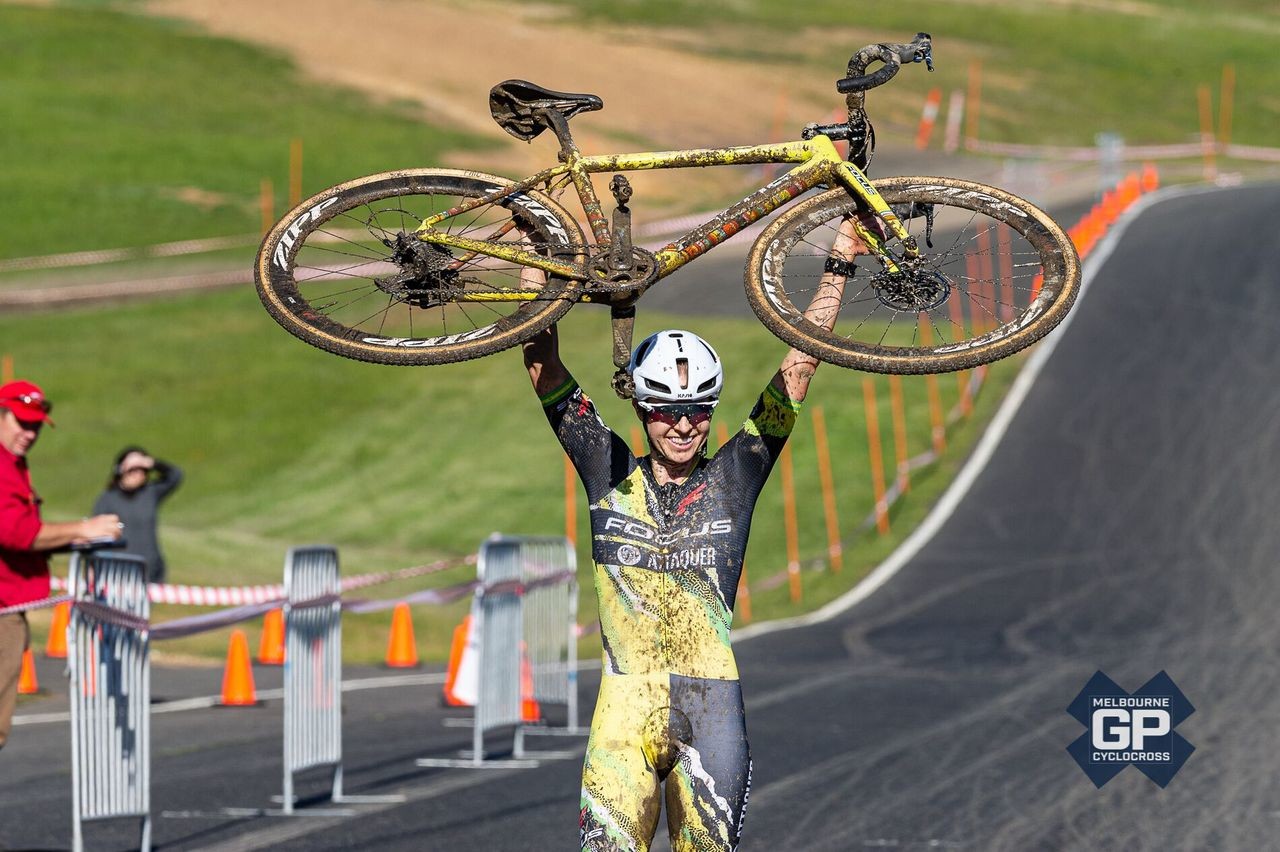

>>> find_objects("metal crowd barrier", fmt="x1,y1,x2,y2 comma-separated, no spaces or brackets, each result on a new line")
518,536,584,736
278,546,402,815
418,535,579,769
68,551,151,852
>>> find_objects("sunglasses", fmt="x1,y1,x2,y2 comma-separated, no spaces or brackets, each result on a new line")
641,402,717,427
2,393,53,414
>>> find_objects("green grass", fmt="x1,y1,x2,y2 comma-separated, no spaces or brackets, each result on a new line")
521,0,1279,149
3,1,1035,667
0,3,487,260
6,284,1018,664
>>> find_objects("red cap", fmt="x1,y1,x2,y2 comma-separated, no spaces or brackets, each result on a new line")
0,380,55,425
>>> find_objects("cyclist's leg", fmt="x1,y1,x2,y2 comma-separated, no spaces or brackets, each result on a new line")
581,674,664,851
663,676,752,852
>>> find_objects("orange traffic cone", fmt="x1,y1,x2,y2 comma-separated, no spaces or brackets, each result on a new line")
45,601,69,659
519,642,540,723
257,608,285,665
17,648,38,695
442,615,472,706
220,629,258,706
385,602,419,668
1140,162,1160,193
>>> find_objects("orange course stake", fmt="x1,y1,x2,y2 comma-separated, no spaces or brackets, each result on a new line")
630,425,646,458
18,648,38,695
811,406,843,572
260,177,274,236
45,600,70,658
289,137,304,207
220,630,257,706
564,454,577,547
1,354,12,384
385,602,419,668
919,323,946,454
257,608,285,665
888,376,910,495
915,87,942,150
862,376,890,536
736,560,753,623
780,443,802,604
1197,83,1217,182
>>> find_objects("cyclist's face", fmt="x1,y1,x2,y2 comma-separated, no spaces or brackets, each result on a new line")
640,407,710,466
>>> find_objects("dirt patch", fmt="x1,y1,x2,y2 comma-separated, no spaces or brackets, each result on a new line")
141,0,871,215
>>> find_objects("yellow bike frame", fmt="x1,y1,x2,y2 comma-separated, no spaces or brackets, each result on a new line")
413,135,917,302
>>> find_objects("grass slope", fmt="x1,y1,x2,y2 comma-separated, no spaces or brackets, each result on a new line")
3,2,1026,665
7,285,1017,664
522,0,1280,149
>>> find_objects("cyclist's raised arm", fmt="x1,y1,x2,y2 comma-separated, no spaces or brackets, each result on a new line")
523,323,571,399
771,215,876,404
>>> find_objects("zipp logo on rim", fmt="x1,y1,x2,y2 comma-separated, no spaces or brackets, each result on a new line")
759,243,801,317
273,198,340,271
917,186,1031,219
362,326,497,347
510,192,569,243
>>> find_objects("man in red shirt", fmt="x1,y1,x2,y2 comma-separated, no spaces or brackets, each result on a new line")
0,381,121,750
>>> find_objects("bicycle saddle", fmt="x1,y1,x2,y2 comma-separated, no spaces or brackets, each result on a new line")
489,80,604,141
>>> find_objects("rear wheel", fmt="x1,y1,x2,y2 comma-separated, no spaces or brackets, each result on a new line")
256,168,586,365
744,176,1080,374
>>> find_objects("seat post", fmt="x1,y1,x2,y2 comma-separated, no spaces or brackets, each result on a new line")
535,109,581,161
536,108,610,244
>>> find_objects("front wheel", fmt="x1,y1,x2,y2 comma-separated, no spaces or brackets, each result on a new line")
256,168,587,365
744,176,1081,374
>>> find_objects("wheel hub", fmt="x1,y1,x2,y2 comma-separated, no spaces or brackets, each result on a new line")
375,232,461,307
872,265,950,312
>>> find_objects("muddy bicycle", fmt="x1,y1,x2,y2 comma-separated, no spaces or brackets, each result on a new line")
256,33,1079,385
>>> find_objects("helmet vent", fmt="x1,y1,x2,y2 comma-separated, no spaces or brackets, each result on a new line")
696,378,717,393
644,378,672,394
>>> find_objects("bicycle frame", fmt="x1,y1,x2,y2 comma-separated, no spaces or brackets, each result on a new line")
412,134,919,302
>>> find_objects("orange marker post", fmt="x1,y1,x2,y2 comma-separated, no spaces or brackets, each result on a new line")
976,225,995,332
289,138,304,207
715,422,730,454
1219,64,1235,148
919,323,946,454
780,443,802,604
260,178,274,236
811,406,843,573
45,600,70,658
1,354,12,384
564,454,577,547
965,60,983,147
1197,83,1217,182
888,376,910,495
997,225,1014,323
915,87,942,150
630,425,646,458
736,560,753,624
862,377,890,536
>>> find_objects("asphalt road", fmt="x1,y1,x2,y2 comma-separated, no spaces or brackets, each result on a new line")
4,182,1279,850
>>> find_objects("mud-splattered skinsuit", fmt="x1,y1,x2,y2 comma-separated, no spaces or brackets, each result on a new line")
540,378,799,852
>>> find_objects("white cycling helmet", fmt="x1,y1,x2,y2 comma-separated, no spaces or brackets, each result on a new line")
629,329,723,406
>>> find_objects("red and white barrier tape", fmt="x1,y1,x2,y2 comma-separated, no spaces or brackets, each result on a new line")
45,553,476,607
